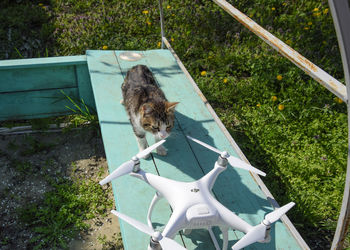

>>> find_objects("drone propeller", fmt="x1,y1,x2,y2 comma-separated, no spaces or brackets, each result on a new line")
231,202,295,250
186,135,266,176
99,140,166,185
111,210,187,250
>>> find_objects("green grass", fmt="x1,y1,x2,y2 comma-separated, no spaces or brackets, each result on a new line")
0,0,347,248
18,177,113,249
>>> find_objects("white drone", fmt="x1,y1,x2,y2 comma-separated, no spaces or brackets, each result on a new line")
99,136,295,250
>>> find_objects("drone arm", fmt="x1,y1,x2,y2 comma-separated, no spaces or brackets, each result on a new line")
162,208,188,239
147,192,163,229
200,162,226,191
219,226,229,250
213,198,253,234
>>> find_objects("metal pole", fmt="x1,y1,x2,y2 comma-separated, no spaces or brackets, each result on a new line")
213,0,347,103
158,0,165,49
328,0,350,249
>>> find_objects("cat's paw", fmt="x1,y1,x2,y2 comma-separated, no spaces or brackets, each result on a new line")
156,146,167,156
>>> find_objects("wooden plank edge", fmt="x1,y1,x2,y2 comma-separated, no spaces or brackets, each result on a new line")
0,55,87,69
162,37,310,249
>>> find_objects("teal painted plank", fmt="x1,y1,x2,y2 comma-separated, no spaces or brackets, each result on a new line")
87,50,302,250
143,49,302,249
114,50,214,249
0,88,78,121
0,55,86,69
0,65,77,93
86,50,177,250
76,64,95,111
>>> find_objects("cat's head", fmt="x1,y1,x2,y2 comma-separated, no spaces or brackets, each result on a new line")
139,101,179,139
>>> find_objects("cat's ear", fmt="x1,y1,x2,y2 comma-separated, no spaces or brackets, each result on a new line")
166,102,179,112
142,103,153,115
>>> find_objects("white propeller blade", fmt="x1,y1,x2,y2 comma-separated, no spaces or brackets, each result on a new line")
111,210,154,235
111,210,186,250
99,140,166,185
186,135,266,176
265,202,295,224
136,139,166,159
231,224,266,250
232,202,295,250
99,160,134,185
226,156,266,176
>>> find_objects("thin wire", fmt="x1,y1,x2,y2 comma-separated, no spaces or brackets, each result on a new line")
158,0,165,49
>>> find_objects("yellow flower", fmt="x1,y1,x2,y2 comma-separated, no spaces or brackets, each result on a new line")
313,8,319,12
286,39,292,45
223,78,228,83
282,2,287,6
256,103,261,107
167,5,171,9
276,75,283,81
271,7,276,11
323,8,329,14
313,12,321,17
102,45,108,50
201,71,207,76
304,26,310,30
171,37,174,42
157,42,161,47
335,97,343,104
142,10,149,14
308,21,313,25
271,96,278,102
38,3,44,6
146,20,152,25
278,104,285,111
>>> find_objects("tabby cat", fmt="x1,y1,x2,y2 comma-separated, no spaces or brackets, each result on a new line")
121,65,178,158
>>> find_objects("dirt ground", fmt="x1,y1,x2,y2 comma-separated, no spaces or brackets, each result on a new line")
0,128,122,249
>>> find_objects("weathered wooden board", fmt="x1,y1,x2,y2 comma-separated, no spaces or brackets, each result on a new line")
87,49,303,250
0,56,95,121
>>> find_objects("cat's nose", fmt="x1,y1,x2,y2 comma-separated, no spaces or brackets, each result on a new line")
159,132,168,138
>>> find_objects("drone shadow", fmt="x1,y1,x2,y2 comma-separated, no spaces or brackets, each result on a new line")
152,110,278,250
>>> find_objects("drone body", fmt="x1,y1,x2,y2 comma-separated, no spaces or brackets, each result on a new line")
100,137,295,250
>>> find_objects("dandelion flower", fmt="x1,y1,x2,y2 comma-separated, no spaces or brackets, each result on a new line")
323,8,329,14
171,37,174,42
313,12,321,17
282,2,287,6
223,78,228,83
201,71,207,76
276,75,283,81
102,45,108,50
304,27,310,30
308,21,312,25
38,3,44,6
167,5,171,9
313,8,319,12
335,97,343,104
271,96,277,102
146,20,152,25
142,10,149,14
157,42,161,47
256,103,261,107
278,104,285,110
271,7,276,11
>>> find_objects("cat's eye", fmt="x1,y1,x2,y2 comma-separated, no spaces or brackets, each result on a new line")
166,125,172,129
143,123,150,127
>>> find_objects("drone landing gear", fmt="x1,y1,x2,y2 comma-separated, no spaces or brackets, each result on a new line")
147,192,163,229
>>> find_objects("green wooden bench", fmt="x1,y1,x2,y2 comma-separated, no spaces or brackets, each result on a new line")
0,49,308,249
